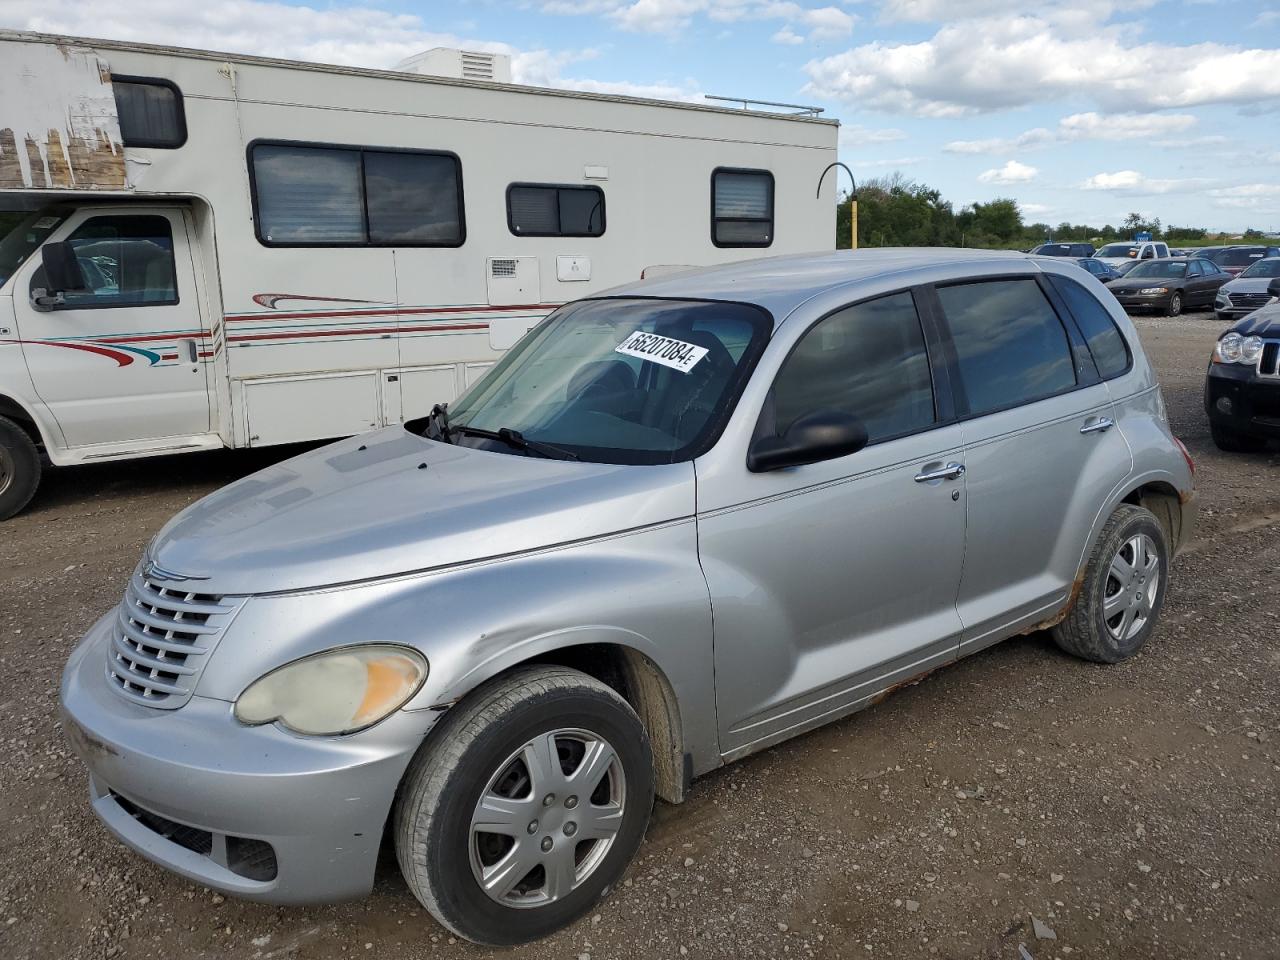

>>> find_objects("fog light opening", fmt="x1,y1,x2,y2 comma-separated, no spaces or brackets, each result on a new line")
1216,397,1234,414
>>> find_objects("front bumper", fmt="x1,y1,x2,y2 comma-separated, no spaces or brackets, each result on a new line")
1204,364,1280,438
60,614,437,904
1113,292,1172,313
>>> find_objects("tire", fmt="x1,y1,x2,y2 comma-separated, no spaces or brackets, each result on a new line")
394,665,654,945
1052,504,1169,664
1210,422,1267,453
1165,292,1183,317
0,416,41,521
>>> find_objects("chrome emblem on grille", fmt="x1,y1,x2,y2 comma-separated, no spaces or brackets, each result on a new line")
142,560,208,583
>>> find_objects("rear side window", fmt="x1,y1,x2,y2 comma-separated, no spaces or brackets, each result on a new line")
30,215,177,309
712,168,773,248
936,279,1076,416
767,291,935,443
1048,276,1131,380
113,77,186,148
250,142,464,247
507,184,605,237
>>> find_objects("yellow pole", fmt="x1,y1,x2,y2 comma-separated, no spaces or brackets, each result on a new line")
849,198,858,251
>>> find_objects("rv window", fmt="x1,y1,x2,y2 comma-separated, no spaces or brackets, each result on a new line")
712,168,773,248
250,142,465,247
507,184,606,238
112,77,187,149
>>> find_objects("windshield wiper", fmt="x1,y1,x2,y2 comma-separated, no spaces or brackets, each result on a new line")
453,425,580,462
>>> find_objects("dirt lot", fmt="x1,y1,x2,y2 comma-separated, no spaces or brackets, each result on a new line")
1,314,1277,960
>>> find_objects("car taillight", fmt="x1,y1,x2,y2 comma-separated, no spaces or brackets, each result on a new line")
1174,437,1194,476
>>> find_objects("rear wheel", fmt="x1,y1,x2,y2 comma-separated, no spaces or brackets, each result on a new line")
1165,292,1183,317
1211,421,1267,453
394,666,654,945
0,416,41,521
1052,504,1169,664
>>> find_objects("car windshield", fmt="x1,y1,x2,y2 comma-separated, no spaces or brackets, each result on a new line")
0,208,66,289
1239,258,1280,279
1127,261,1187,278
439,297,772,465
1097,243,1137,258
1208,247,1267,267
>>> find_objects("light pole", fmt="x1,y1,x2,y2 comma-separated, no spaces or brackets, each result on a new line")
816,161,857,251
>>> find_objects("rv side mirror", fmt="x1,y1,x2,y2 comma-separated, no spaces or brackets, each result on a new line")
31,242,87,310
747,410,869,473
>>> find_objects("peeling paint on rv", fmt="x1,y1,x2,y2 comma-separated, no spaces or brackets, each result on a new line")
0,42,125,190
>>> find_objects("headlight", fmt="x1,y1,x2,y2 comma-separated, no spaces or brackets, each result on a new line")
1138,287,1169,295
1215,333,1243,363
1241,335,1264,363
235,644,427,735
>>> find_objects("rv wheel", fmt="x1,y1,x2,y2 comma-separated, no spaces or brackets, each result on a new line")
0,416,41,521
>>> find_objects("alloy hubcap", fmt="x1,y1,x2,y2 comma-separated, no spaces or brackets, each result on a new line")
1103,533,1160,642
469,728,625,908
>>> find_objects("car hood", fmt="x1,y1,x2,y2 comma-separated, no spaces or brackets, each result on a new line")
1221,277,1275,294
148,427,695,595
1231,303,1280,336
1108,277,1182,293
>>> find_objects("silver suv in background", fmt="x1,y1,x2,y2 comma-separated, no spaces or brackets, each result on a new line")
61,250,1195,945
1215,257,1280,322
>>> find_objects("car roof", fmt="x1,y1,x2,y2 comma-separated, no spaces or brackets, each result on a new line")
603,248,1042,319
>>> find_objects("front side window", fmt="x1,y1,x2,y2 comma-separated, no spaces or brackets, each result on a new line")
1097,243,1137,258
443,298,771,464
712,168,773,248
766,292,935,444
113,77,186,148
1048,276,1131,380
507,184,605,237
30,215,177,308
250,142,464,247
936,279,1076,416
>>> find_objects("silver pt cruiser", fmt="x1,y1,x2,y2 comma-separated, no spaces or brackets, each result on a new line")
61,250,1195,944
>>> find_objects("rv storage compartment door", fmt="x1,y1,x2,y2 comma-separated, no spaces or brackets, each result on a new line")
393,365,460,422
242,372,380,447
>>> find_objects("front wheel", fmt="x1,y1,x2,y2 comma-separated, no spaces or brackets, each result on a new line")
0,416,41,521
1052,504,1169,663
394,666,654,945
1211,422,1267,453
1165,292,1183,317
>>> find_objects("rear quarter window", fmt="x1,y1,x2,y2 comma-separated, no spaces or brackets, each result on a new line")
1047,275,1131,380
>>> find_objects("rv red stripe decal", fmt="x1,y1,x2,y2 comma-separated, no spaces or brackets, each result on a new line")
224,304,552,322
227,322,489,344
29,341,136,366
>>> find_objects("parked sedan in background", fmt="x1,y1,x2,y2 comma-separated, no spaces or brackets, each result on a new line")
1205,281,1280,451
1200,245,1280,277
1215,257,1280,322
1107,257,1231,316
1076,258,1123,284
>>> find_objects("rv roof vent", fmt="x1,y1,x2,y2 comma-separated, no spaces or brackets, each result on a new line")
394,48,513,84
490,259,517,278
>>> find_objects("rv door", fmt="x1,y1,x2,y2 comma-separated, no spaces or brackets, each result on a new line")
11,207,213,448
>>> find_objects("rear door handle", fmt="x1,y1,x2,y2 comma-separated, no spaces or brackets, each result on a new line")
914,461,965,483
1080,416,1114,434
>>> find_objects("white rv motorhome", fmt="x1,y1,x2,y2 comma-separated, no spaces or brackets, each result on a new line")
0,31,838,518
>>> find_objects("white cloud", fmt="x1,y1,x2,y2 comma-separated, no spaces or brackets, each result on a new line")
541,0,853,39
838,124,908,147
1208,184,1280,209
803,16,1280,116
945,129,1054,154
1080,170,1208,194
1019,202,1053,216
772,26,804,45
945,112,1198,154
0,0,707,101
978,160,1038,184
851,156,922,168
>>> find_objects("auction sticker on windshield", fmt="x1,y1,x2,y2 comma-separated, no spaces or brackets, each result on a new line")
615,331,709,373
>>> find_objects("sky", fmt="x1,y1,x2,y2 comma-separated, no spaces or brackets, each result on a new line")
3,0,1279,232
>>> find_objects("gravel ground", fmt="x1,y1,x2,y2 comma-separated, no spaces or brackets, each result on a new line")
1,313,1277,960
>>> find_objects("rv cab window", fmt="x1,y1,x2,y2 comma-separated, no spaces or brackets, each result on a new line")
711,168,774,248
250,141,465,247
507,184,605,238
112,77,187,148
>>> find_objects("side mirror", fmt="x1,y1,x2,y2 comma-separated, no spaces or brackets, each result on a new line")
747,410,869,473
1267,278,1280,299
31,241,87,310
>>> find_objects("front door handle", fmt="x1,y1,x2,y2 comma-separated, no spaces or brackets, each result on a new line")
914,461,965,483
1080,416,1114,435
183,339,198,364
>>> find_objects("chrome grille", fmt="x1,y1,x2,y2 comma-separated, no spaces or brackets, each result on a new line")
106,571,236,709
1259,341,1280,379
1228,292,1273,311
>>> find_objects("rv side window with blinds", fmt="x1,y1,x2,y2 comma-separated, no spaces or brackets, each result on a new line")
112,76,187,149
711,168,774,248
249,141,465,247
507,184,606,237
